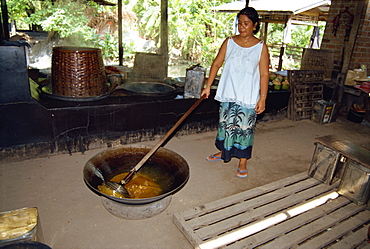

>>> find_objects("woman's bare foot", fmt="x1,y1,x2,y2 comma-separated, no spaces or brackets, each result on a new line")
237,158,248,178
206,152,222,162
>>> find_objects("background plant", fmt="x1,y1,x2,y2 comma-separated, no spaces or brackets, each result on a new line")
5,0,324,70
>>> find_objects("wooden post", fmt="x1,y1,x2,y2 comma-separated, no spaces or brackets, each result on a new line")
160,0,168,77
260,22,268,43
278,17,291,71
0,0,10,41
278,45,285,71
118,0,123,66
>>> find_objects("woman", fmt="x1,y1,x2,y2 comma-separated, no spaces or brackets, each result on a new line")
201,7,269,178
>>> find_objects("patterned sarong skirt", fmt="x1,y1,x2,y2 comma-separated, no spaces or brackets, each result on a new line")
215,102,257,161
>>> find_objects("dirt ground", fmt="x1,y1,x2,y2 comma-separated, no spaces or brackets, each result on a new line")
1,117,369,249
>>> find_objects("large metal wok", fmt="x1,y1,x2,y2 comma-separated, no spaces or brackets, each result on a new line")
120,81,177,97
83,146,189,205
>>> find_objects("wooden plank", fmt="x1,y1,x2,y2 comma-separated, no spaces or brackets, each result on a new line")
174,172,310,221
258,202,366,249
299,208,370,249
196,183,337,240
197,189,340,249
327,225,370,249
315,135,370,168
360,242,370,249
172,215,205,248
227,196,352,249
188,176,321,230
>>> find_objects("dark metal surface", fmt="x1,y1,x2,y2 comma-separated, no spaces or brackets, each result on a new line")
83,146,189,204
39,83,110,102
338,159,370,205
0,46,34,103
0,91,218,149
308,143,343,185
121,81,177,97
315,135,370,169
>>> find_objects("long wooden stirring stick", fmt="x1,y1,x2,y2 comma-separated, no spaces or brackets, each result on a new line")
121,94,206,185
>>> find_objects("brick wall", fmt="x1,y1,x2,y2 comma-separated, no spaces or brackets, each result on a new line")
321,0,370,75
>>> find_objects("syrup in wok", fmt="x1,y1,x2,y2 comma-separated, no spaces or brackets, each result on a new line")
98,172,163,199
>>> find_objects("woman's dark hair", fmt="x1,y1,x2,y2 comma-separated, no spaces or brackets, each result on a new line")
237,7,260,34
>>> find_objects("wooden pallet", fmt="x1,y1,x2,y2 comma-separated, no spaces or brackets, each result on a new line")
173,172,370,249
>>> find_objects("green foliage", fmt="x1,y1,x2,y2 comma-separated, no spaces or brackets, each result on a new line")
267,23,284,45
18,0,119,61
6,0,324,69
5,0,39,29
111,0,234,67
266,22,326,70
166,0,234,67
91,28,119,60
6,0,34,19
26,1,92,38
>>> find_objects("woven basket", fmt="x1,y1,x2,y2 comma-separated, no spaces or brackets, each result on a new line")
52,47,107,97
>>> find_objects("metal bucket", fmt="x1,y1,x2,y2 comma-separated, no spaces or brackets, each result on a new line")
347,108,365,123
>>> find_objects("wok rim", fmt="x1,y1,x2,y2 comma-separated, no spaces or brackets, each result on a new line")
121,81,177,97
83,146,190,205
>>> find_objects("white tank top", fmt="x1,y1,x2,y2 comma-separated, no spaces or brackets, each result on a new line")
215,38,263,108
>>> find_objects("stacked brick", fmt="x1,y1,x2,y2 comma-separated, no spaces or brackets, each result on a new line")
321,0,370,74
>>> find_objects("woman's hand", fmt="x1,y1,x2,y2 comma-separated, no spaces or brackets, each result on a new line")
255,98,266,114
201,87,211,99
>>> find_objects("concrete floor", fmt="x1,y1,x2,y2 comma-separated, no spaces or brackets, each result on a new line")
1,117,370,249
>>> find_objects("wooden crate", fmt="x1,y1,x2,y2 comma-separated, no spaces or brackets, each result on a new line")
288,70,324,85
289,87,323,120
339,160,370,205
294,84,323,94
294,91,323,103
295,101,314,109
308,143,343,185
287,70,324,121
173,172,370,249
